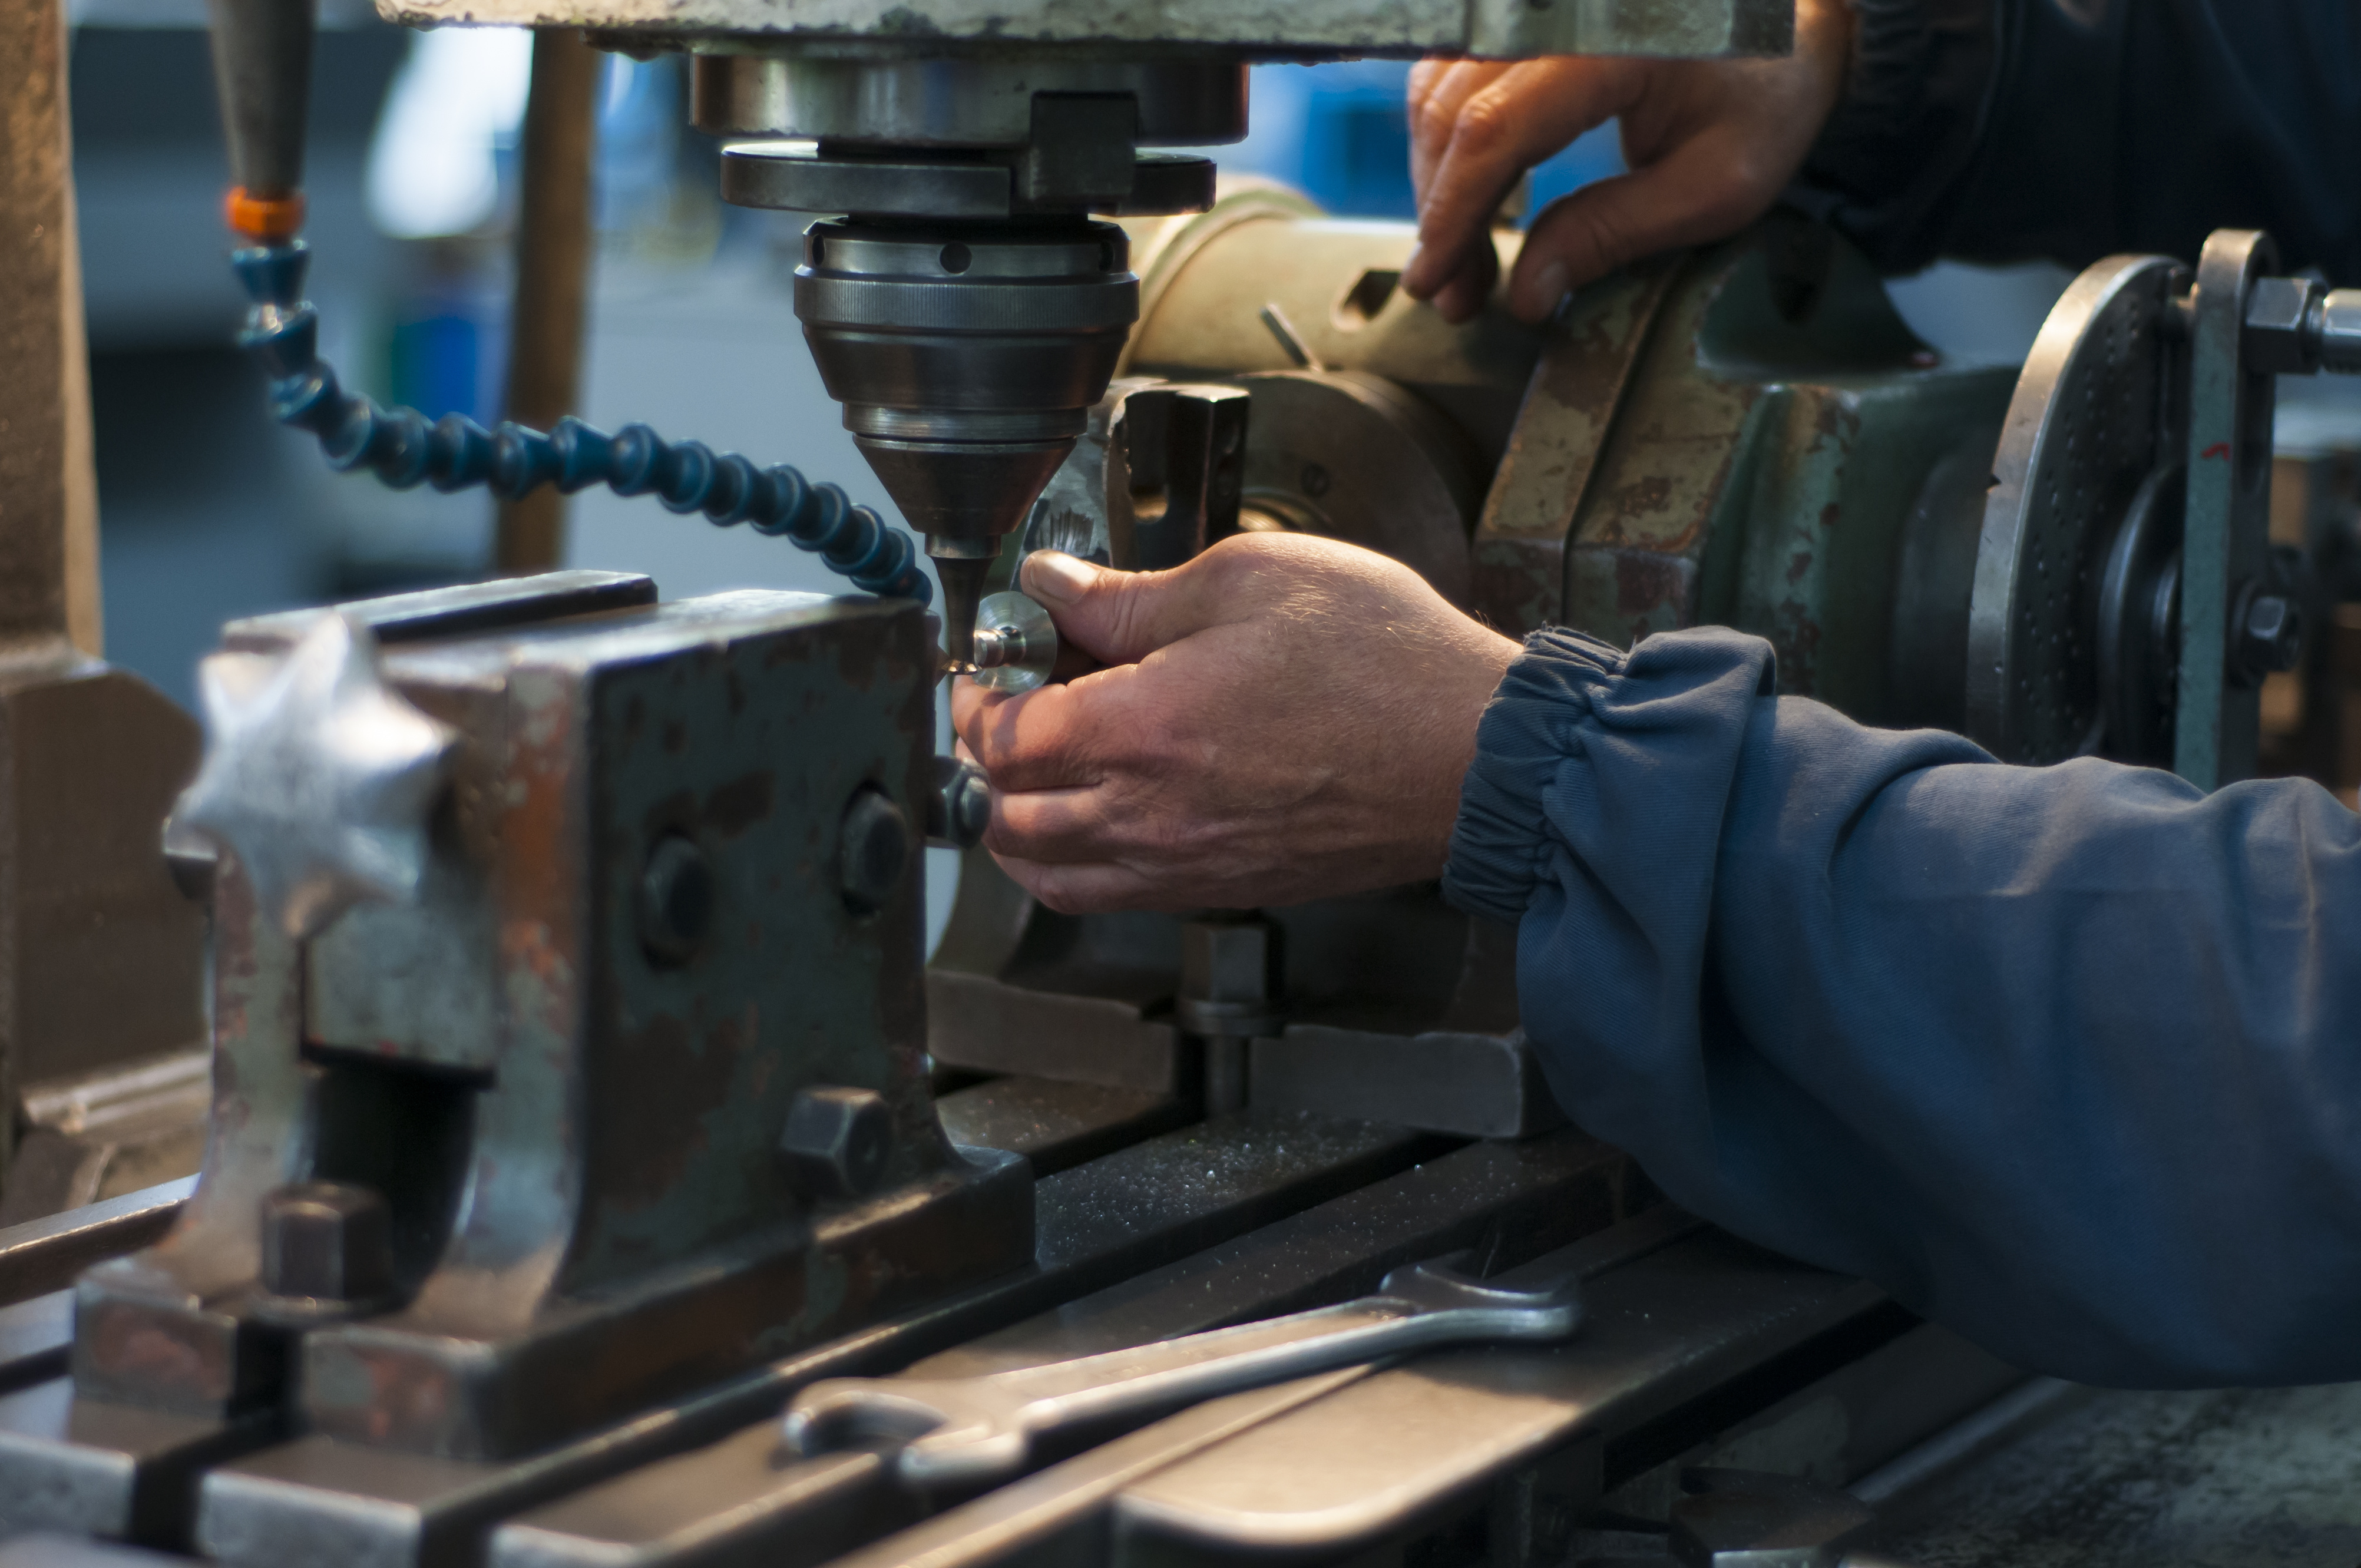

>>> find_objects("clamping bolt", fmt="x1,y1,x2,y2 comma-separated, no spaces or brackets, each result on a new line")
637,835,715,965
2244,278,2361,375
839,788,911,914
780,1086,894,1200
2236,588,2305,680
928,756,991,850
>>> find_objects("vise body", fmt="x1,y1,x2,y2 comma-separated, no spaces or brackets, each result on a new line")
61,571,1030,1462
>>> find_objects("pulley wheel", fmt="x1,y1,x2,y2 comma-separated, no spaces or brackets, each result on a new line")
1967,255,2185,763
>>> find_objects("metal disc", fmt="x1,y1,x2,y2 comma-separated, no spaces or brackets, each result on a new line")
2092,462,2185,766
969,591,1058,693
1966,255,2183,763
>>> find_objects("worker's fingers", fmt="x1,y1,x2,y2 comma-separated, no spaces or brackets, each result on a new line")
1407,59,1512,208
981,778,1133,865
952,678,1109,795
956,652,1210,796
1499,114,1789,320
986,851,1167,915
1401,57,1633,309
1019,550,1230,669
1427,244,1500,326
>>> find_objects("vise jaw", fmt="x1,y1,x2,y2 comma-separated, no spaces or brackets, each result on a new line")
67,571,1031,1460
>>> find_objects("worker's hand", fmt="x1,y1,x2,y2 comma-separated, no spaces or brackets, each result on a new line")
1402,0,1856,325
949,537,1519,914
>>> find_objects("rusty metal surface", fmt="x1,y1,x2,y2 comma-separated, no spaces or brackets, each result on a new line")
58,578,1033,1466
172,1113,1431,1568
1536,229,2013,731
1472,259,1682,635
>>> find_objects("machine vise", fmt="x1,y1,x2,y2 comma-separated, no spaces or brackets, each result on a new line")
51,572,1029,1472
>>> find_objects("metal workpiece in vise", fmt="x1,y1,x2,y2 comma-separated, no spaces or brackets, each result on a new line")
46,572,1031,1461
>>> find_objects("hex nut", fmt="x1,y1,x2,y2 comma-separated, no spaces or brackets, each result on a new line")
638,835,715,966
2244,276,2324,375
2238,591,2304,676
928,756,991,849
839,788,911,915
780,1085,894,1199
261,1181,396,1303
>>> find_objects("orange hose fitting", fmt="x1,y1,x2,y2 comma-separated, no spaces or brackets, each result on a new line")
226,186,306,243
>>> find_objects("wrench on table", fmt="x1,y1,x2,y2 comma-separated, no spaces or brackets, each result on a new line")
782,1255,1582,1490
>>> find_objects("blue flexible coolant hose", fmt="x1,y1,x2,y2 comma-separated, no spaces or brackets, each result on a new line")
228,242,931,606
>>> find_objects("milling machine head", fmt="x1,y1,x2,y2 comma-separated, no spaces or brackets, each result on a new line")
793,217,1142,666
703,55,1244,664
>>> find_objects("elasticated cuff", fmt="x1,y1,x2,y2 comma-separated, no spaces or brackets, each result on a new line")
1441,628,1627,925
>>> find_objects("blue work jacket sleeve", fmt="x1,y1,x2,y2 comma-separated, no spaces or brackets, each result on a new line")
1443,624,2361,1389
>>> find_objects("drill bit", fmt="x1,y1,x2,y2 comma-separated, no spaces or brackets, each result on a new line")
935,554,992,679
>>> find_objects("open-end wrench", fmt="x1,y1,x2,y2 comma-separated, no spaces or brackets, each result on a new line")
782,1255,1582,1490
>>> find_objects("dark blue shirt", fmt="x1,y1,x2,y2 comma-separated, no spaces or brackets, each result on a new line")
1443,627,2361,1387
1798,0,2361,282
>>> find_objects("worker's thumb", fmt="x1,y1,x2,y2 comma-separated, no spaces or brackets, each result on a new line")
1018,550,1218,668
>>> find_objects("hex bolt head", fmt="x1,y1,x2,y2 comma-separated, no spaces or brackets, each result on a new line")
779,1085,894,1200
2238,591,2304,676
927,756,991,849
1177,915,1284,1038
2244,276,2325,375
839,788,911,914
261,1181,396,1303
637,835,715,966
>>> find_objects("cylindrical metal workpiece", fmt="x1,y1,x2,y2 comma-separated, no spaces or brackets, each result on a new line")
2320,290,2361,375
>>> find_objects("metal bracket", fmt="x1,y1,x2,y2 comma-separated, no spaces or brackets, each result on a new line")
2176,230,2280,789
